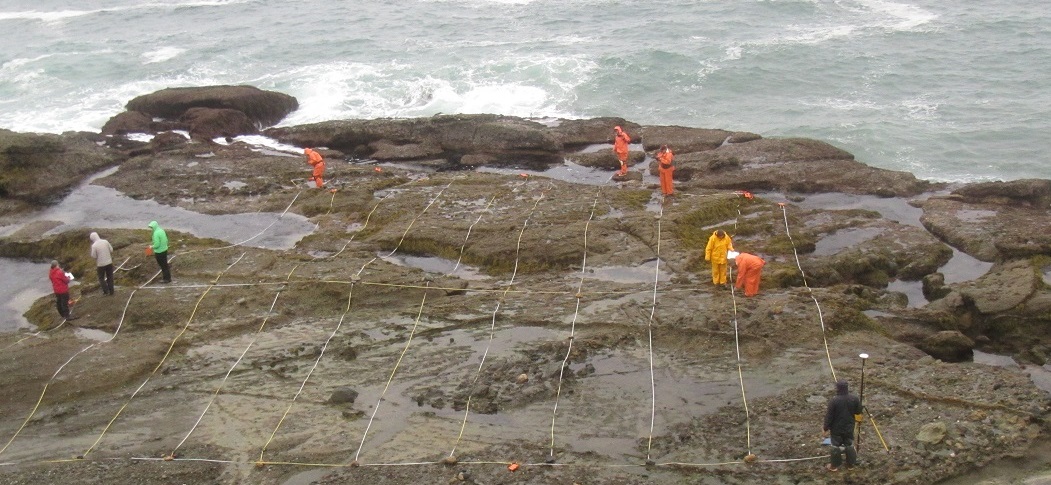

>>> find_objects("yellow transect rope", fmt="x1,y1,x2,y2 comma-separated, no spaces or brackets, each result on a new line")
170,265,299,457
778,203,838,382
448,186,544,459
547,199,597,460
82,252,247,458
257,282,356,464
352,283,431,464
644,201,665,463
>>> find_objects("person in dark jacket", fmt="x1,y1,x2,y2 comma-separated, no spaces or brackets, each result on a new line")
823,379,862,471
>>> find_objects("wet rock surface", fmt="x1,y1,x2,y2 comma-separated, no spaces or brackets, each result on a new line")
1,97,1051,484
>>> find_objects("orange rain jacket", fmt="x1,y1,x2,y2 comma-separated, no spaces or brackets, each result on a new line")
657,147,674,195
734,252,766,297
613,127,630,163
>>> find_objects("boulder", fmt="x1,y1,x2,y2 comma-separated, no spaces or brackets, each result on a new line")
180,107,259,141
100,111,153,136
675,138,933,197
568,149,646,170
918,331,975,362
327,387,359,405
149,131,189,152
915,421,948,445
125,85,298,128
0,130,124,212
919,189,1051,262
922,273,951,301
638,125,744,152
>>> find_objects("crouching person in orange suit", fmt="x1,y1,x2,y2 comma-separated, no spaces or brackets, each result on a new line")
304,147,326,188
733,252,766,297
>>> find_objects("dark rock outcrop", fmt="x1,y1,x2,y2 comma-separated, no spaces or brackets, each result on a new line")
266,114,566,167
0,130,125,214
100,111,154,136
180,107,258,140
674,138,933,197
920,189,1051,262
547,117,641,148
126,85,298,127
917,330,975,362
952,179,1051,207
103,85,298,141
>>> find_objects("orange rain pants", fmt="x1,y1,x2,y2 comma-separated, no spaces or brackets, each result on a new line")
734,252,766,297
305,148,325,188
657,148,674,195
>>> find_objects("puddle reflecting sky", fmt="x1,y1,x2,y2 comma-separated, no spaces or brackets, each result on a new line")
0,167,318,332
764,191,926,227
478,154,657,187
583,260,671,284
0,168,315,250
813,227,885,256
0,259,54,331
377,253,489,281
940,248,993,284
887,279,927,308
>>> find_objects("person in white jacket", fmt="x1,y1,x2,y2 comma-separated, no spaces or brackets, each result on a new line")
90,232,115,295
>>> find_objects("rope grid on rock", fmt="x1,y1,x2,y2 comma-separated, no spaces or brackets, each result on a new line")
449,186,545,459
0,186,850,474
546,199,598,460
778,203,838,382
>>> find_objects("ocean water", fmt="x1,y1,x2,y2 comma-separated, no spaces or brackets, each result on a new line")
1,0,1049,182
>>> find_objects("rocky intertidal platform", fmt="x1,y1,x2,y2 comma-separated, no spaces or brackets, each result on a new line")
0,86,1049,484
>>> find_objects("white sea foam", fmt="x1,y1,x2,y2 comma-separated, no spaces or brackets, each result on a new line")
0,0,252,24
271,54,589,125
1,54,54,70
852,0,937,31
142,46,186,64
900,96,939,121
217,135,303,155
0,68,225,133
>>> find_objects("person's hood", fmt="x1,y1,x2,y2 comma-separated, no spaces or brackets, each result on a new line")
836,379,849,395
89,232,99,242
148,221,158,230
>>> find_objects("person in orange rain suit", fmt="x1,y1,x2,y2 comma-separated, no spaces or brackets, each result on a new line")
704,230,734,286
304,147,325,188
733,252,766,297
656,145,675,196
613,126,631,176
